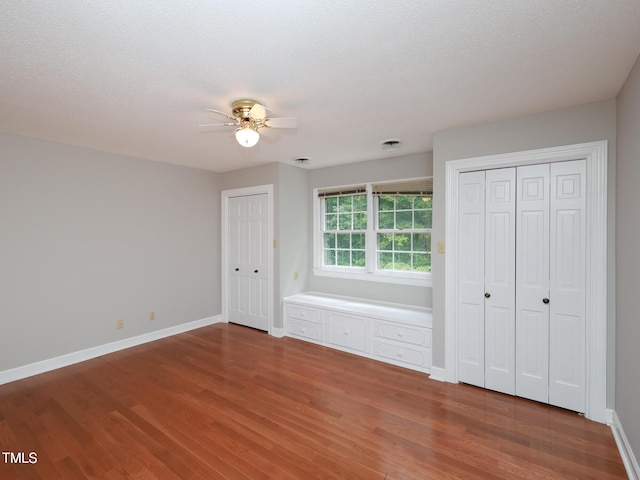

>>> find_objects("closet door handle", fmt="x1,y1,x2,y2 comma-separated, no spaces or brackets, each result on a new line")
254,269,259,273
542,298,550,304
235,268,239,272
484,292,491,298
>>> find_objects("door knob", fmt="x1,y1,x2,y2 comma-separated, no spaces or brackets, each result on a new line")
484,292,491,298
543,298,550,304
235,268,239,271
254,269,259,273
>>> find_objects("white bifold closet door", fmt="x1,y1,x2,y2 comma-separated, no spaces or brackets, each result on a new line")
458,160,586,413
458,168,516,395
227,194,269,331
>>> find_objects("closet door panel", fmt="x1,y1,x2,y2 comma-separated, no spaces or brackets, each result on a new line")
458,171,486,388
516,164,550,403
228,194,269,331
457,161,587,413
484,168,516,395
549,160,586,412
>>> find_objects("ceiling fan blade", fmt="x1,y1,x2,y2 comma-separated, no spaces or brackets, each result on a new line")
205,108,237,121
249,103,269,121
265,117,297,129
198,122,236,127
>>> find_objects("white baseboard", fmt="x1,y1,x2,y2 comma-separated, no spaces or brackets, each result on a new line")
0,315,222,386
429,366,446,382
271,327,286,338
611,410,640,480
606,408,615,426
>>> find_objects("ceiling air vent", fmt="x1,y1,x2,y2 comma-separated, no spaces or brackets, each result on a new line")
381,139,402,150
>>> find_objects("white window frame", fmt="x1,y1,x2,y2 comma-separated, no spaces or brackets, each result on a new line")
313,178,432,287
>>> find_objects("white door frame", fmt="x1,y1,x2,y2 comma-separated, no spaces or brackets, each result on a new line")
222,184,274,335
444,141,608,423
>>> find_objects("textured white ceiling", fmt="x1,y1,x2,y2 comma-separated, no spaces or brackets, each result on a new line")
1,1,639,172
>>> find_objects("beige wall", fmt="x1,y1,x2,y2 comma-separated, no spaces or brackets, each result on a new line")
0,133,221,371
431,99,617,407
616,53,640,462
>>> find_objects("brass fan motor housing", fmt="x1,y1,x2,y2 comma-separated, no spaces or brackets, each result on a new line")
231,99,262,120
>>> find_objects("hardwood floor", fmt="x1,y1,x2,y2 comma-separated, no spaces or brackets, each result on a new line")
0,323,626,479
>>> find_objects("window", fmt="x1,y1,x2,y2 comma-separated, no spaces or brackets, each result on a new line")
321,190,367,268
376,195,432,273
315,178,432,285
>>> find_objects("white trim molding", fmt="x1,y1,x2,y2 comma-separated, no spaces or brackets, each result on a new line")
0,315,223,386
443,141,608,423
271,327,286,338
611,411,640,480
429,366,447,382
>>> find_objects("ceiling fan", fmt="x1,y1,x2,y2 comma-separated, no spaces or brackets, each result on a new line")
199,99,297,147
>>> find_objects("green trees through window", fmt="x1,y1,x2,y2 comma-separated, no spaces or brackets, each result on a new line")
376,195,432,272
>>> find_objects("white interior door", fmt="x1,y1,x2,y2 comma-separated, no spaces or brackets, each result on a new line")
484,168,516,395
548,160,586,412
459,161,586,413
458,171,486,388
228,194,269,331
516,164,551,403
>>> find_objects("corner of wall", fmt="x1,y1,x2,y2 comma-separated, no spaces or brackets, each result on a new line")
611,411,640,480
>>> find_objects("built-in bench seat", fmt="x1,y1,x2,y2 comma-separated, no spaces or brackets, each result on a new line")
283,292,432,374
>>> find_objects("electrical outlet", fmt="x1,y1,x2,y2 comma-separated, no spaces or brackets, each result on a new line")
294,272,298,280
437,241,446,254
149,311,155,321
117,319,124,329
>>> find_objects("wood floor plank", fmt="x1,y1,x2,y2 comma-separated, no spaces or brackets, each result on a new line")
0,323,627,479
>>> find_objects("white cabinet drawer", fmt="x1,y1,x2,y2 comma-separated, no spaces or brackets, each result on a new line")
284,304,322,323
374,321,431,347
326,312,368,353
286,319,324,342
373,339,431,369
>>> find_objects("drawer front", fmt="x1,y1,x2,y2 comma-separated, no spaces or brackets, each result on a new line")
373,340,431,369
284,303,322,323
374,321,431,347
286,318,323,342
326,313,368,353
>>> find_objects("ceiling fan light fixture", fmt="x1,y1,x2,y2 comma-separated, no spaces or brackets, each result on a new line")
202,99,296,148
235,126,260,147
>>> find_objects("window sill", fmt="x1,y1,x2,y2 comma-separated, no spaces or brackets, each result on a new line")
313,268,432,287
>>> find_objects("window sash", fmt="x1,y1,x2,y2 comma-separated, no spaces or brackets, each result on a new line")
374,191,431,274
